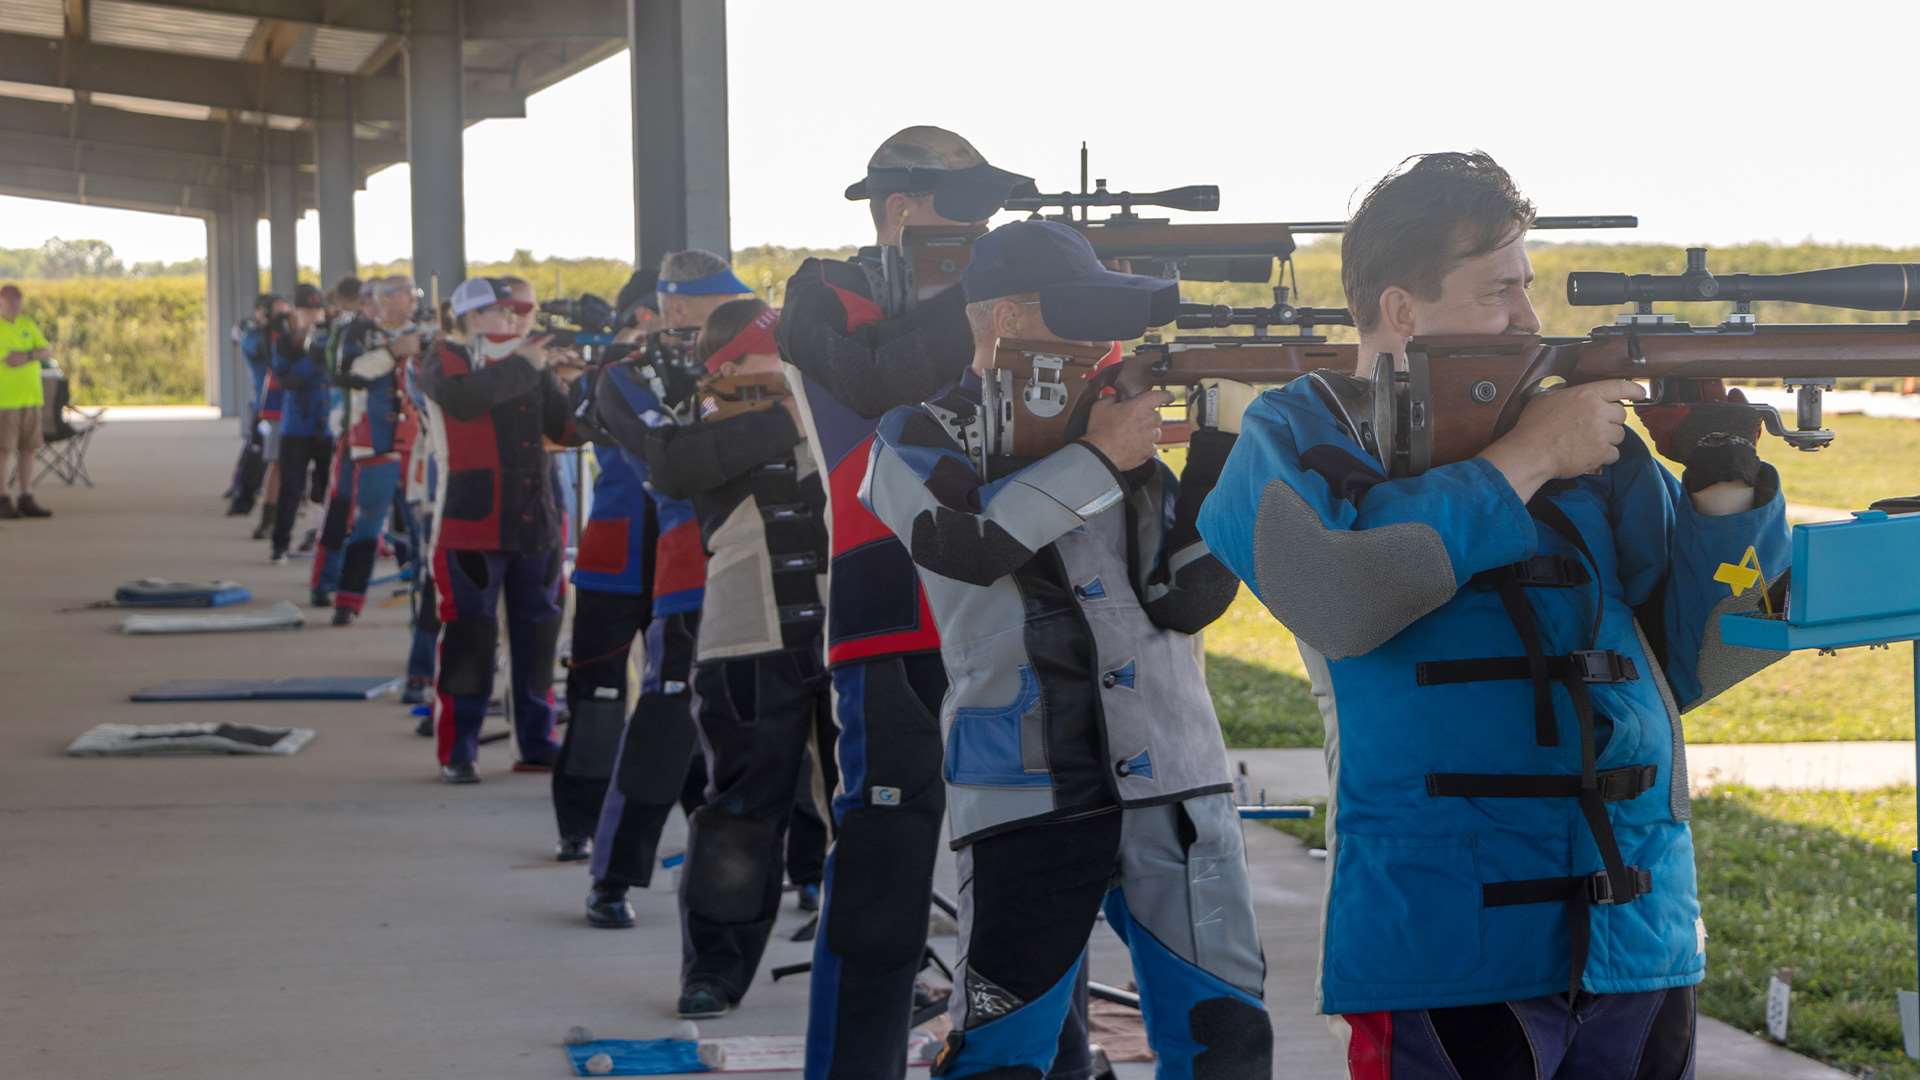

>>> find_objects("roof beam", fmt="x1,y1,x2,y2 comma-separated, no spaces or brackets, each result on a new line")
0,96,406,169
0,160,227,217
107,0,628,38
0,30,524,122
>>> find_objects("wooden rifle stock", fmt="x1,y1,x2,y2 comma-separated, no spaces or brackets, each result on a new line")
873,224,987,316
1391,321,1920,475
697,370,790,423
983,338,1355,463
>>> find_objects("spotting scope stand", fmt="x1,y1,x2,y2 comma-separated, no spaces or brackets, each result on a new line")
1718,506,1920,1056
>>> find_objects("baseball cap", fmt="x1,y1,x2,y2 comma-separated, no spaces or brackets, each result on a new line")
844,126,1034,224
963,220,1179,342
450,276,534,318
292,283,327,310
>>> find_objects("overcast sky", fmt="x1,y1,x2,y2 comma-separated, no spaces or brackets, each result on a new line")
2,0,1916,267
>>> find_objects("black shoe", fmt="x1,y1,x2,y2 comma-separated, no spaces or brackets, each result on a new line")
252,521,271,540
331,608,355,627
556,836,592,862
226,499,252,517
310,590,333,609
439,762,480,784
268,550,288,566
585,883,635,928
414,714,434,738
296,528,317,554
0,496,17,520
16,495,50,518
676,983,731,1019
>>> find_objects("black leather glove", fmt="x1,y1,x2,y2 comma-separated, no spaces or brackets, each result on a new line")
1670,402,1763,494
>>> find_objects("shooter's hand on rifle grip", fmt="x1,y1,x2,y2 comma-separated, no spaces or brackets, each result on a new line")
1189,378,1258,434
1480,379,1647,502
1640,380,1755,463
1083,390,1175,472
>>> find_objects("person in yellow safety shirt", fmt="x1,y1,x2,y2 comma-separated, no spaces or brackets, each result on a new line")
0,283,53,520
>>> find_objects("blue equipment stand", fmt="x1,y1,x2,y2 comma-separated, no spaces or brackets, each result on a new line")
1720,509,1920,1020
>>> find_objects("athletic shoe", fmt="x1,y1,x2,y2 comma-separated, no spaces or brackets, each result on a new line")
0,496,17,520
295,528,317,554
585,883,635,929
676,984,731,1020
16,495,50,518
251,521,271,540
556,837,592,862
331,608,356,627
268,550,288,565
797,883,821,913
401,677,431,706
439,762,480,784
414,715,434,738
310,590,333,609
510,760,553,774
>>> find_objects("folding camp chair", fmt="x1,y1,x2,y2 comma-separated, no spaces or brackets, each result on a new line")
35,370,104,488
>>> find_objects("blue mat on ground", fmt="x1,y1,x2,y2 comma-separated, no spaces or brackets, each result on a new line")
113,579,251,608
565,1040,703,1076
131,676,403,702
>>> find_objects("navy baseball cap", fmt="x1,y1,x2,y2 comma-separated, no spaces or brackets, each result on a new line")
963,220,1179,342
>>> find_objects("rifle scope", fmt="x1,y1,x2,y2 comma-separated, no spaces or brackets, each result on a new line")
1176,302,1354,330
1567,247,1920,311
1286,214,1638,234
1004,184,1219,215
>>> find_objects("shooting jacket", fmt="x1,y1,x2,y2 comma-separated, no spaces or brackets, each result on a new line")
587,360,707,616
1196,373,1791,1014
340,319,422,463
861,376,1242,845
268,327,330,439
642,405,827,662
777,254,974,668
417,336,579,552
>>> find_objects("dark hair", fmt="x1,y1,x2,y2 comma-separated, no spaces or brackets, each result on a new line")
1341,151,1536,333
0,283,20,300
332,275,362,303
697,297,774,365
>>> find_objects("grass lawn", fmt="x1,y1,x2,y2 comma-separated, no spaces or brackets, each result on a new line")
1258,787,1920,1077
1691,786,1919,1077
1201,413,1918,748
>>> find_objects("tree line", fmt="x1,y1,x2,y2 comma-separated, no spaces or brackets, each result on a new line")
9,238,1920,405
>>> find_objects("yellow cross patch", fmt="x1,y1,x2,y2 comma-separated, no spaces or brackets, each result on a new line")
1713,546,1773,615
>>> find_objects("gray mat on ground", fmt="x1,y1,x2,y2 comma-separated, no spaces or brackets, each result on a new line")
67,722,317,756
122,600,305,635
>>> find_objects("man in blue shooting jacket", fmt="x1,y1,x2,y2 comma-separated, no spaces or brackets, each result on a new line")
1197,152,1791,1078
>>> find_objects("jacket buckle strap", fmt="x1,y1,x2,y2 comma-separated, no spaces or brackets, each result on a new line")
1569,649,1638,684
1588,865,1653,906
1424,764,1657,802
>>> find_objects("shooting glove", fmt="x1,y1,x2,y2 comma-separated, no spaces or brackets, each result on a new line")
1189,378,1260,434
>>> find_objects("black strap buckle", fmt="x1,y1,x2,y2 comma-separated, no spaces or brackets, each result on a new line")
1569,650,1638,684
1595,764,1659,802
1508,555,1588,588
1588,866,1652,906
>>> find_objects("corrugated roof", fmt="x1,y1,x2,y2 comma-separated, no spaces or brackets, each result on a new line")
0,0,64,38
302,25,387,74
0,79,75,104
90,0,258,60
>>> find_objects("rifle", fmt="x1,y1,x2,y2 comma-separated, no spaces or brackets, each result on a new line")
697,370,790,423
978,336,1354,475
1370,248,1920,477
863,223,987,318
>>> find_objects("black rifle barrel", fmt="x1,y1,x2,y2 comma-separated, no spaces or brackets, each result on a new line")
1004,184,1220,214
1285,214,1639,235
1568,263,1920,311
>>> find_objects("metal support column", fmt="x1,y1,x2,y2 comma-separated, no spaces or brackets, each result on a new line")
266,159,299,296
406,0,466,300
629,0,731,273
204,212,236,416
316,74,358,290
228,179,262,424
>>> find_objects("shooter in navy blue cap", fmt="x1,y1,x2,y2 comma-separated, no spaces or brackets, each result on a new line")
861,220,1273,1075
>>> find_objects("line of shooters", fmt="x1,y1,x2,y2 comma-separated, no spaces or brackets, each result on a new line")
248,122,1893,1078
